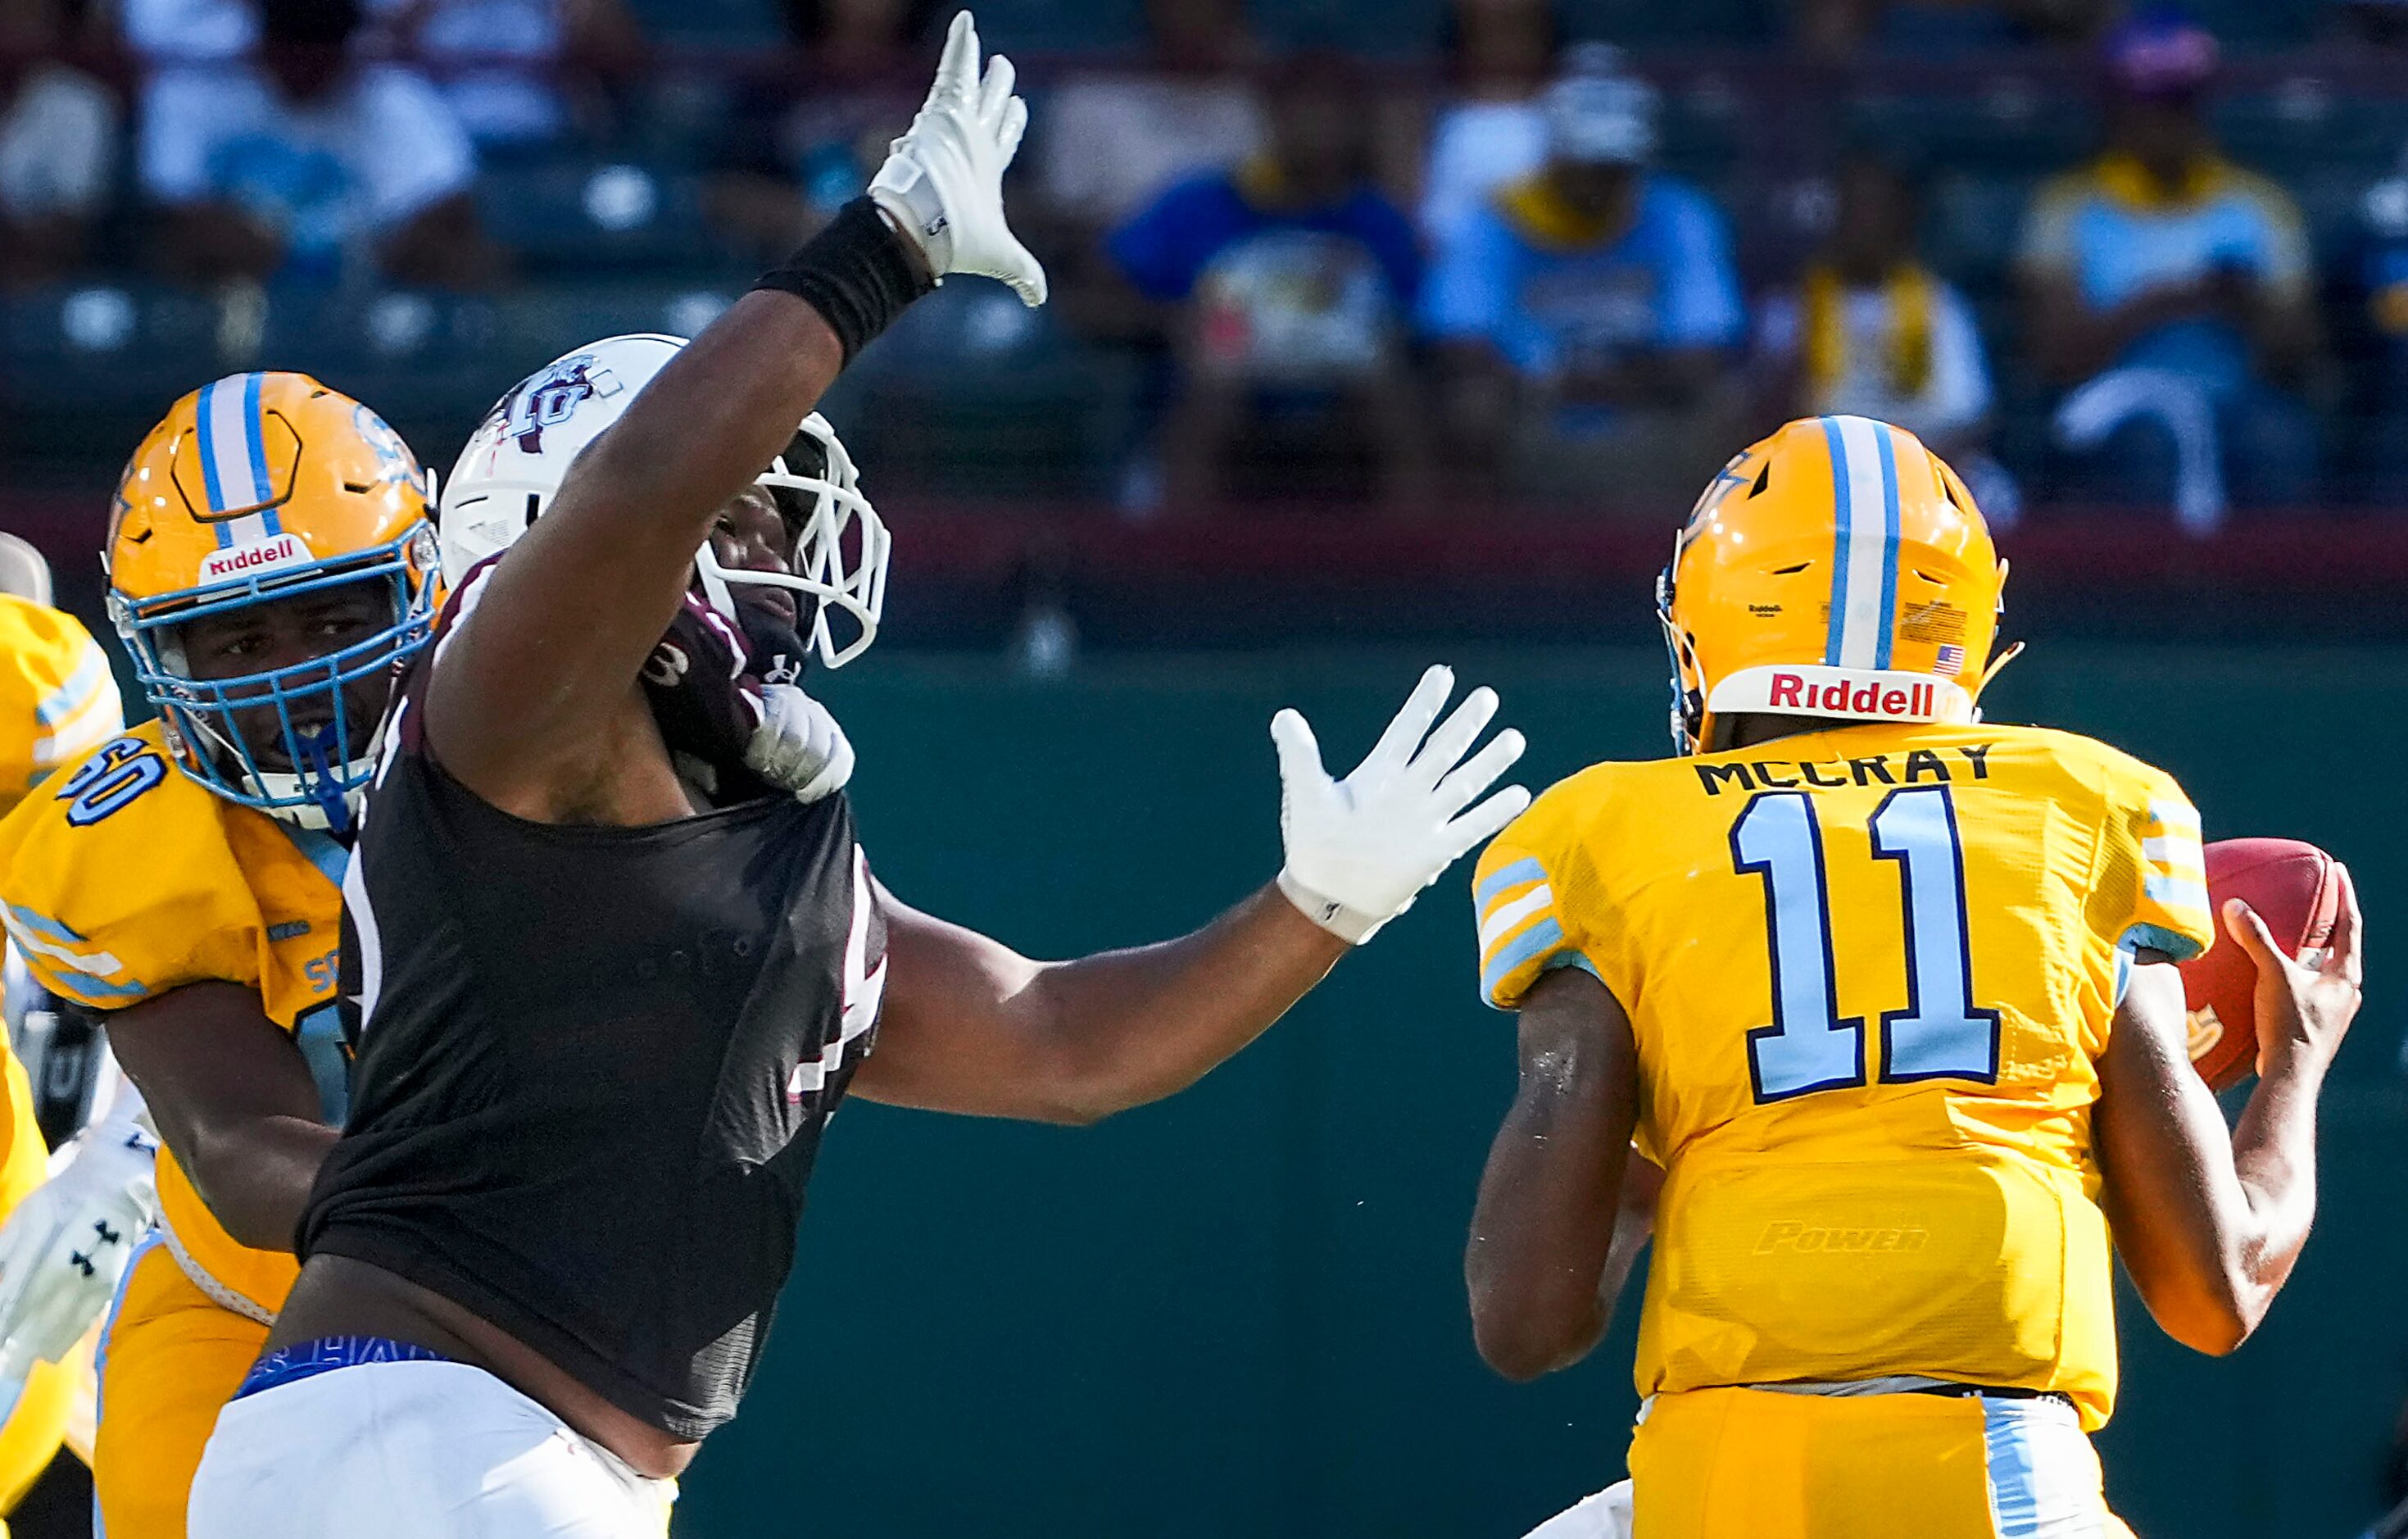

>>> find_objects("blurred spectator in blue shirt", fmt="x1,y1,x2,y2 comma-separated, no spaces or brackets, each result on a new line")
124,0,640,146
0,0,120,288
1418,0,1560,251
1757,154,2019,523
2017,7,2322,519
1422,49,1746,509
1106,53,1432,513
368,0,645,151
140,0,504,287
1038,0,1263,248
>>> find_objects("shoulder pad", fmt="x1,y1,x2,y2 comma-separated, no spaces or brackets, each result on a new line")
0,724,264,1009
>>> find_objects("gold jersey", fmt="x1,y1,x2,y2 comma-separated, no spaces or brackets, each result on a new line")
1472,722,2216,1430
0,720,347,1322
0,595,123,822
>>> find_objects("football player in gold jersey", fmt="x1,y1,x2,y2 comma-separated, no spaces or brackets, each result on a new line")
0,538,122,820
1465,415,2363,1538
0,535,132,1528
0,375,446,1538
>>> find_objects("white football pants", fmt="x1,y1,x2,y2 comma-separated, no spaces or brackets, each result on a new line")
1525,1480,1636,1539
188,1358,673,1537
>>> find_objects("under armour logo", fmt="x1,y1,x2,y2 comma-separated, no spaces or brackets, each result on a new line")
68,1252,93,1279
91,1219,120,1246
643,642,691,688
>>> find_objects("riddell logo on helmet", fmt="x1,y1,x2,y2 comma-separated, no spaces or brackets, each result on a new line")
1768,672,1938,719
197,532,310,585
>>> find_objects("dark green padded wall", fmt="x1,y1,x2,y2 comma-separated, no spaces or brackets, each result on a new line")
675,647,2408,1539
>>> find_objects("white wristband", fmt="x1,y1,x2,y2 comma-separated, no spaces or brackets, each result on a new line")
1277,868,1389,946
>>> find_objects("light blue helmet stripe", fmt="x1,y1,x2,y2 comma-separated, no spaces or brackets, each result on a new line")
1872,423,1902,670
1819,416,1852,667
194,378,233,543
243,372,281,535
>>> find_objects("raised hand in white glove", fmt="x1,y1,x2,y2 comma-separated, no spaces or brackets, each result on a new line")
1272,665,1532,945
0,1112,156,1403
868,11,1046,306
745,683,855,804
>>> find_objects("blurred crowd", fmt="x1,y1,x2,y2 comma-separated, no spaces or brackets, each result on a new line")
11,0,2408,523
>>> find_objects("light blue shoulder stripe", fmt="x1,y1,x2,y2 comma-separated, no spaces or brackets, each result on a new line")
3,901,86,945
46,965,147,1002
2143,874,2210,914
34,644,108,726
2119,921,2204,964
1475,856,1547,909
1481,915,1567,1001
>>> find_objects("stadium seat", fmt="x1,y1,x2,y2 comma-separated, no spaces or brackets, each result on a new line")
624,0,780,46
0,285,227,468
968,0,1147,51
1845,91,2094,177
840,284,1140,496
2216,88,2408,177
475,161,734,279
2181,0,2316,46
1559,0,1779,47
1246,0,1445,54
1927,170,2042,295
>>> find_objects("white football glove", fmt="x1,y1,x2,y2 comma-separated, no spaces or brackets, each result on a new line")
744,683,855,804
0,1109,157,1405
1272,665,1532,944
868,11,1047,306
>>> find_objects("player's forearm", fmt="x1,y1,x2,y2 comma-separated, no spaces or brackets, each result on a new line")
178,1115,338,1255
1014,883,1348,1123
2224,1055,2329,1319
570,289,846,570
1467,1106,1626,1380
1467,974,1641,1382
1594,1154,1663,1317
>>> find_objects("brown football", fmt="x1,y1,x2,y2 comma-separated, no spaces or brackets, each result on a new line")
2177,838,2342,1092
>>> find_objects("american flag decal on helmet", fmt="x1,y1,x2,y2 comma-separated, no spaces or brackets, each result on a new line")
1934,643,1966,677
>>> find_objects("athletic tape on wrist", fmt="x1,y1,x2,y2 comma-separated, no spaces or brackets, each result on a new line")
752,197,934,365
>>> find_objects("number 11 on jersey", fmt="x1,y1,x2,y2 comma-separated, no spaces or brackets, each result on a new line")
1731,786,2002,1104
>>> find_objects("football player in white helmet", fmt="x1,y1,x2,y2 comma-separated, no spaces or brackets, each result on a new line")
189,16,1530,1537
438,332,867,806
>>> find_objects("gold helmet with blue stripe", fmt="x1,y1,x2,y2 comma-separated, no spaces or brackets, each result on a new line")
105,372,441,830
1657,415,2011,755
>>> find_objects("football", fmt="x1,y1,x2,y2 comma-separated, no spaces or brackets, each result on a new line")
2178,838,2342,1092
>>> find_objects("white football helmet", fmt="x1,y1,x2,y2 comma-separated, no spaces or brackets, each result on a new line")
439,334,891,668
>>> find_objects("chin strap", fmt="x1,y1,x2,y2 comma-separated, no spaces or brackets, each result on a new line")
1972,641,2026,717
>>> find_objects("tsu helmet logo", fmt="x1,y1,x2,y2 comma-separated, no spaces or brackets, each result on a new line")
503,356,604,452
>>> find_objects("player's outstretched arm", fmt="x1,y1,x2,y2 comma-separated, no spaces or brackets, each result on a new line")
426,11,1036,810
854,667,1530,1123
2095,869,2364,1355
104,982,335,1255
1465,966,1642,1381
